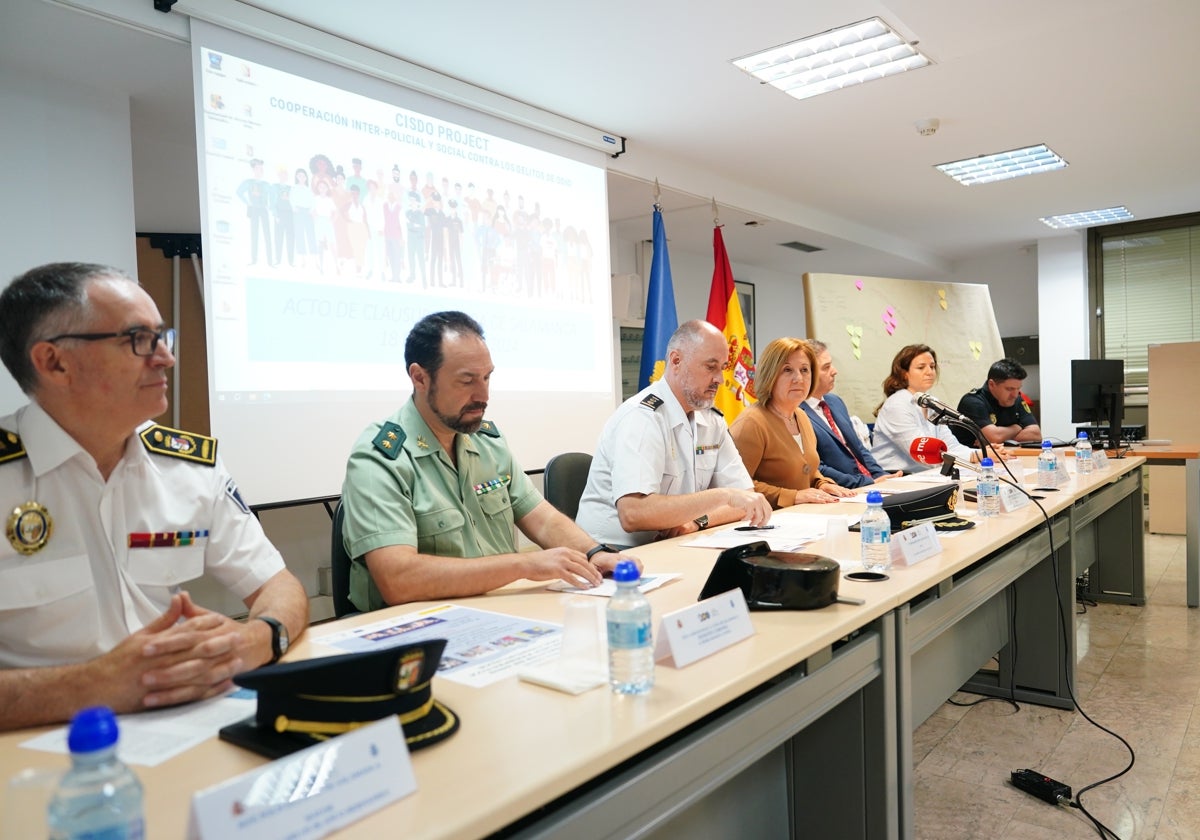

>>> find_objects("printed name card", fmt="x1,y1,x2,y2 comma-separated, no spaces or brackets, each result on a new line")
654,587,755,668
1093,450,1110,470
892,522,941,567
187,717,415,840
999,484,1031,512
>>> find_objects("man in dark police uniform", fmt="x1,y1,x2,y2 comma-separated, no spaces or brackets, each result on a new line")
953,358,1043,447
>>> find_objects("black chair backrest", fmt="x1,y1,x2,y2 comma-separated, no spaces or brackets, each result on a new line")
543,452,593,521
330,500,358,618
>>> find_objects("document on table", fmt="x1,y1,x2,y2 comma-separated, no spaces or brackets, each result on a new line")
21,691,258,767
317,604,564,688
685,512,860,551
547,573,680,596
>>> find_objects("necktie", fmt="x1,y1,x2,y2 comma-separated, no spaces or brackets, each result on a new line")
820,400,871,477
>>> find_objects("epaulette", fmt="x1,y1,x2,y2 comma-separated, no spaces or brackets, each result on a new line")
0,427,27,465
476,419,501,438
710,406,725,417
639,394,664,411
140,424,217,466
373,422,406,459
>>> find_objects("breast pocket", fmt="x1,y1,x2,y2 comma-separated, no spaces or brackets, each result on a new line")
126,545,206,588
0,551,92,610
414,507,467,556
695,447,719,490
660,461,683,496
477,487,514,521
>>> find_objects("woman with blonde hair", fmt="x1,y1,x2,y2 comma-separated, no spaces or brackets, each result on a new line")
730,338,856,508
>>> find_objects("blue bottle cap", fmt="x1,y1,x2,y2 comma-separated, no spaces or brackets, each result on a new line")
866,490,883,504
67,706,119,753
1042,440,1053,448
981,458,994,467
1078,430,1089,439
612,559,640,583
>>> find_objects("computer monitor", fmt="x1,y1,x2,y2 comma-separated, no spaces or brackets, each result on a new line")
1070,359,1124,450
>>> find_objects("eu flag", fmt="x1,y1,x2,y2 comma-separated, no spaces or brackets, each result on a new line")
638,207,678,389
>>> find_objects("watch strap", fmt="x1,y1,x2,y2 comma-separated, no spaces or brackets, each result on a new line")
258,616,284,664
585,544,617,561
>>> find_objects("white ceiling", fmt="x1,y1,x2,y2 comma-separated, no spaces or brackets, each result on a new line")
7,0,1200,279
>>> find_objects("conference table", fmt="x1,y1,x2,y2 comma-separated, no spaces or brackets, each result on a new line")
1017,443,1200,607
1124,444,1200,607
0,455,1146,840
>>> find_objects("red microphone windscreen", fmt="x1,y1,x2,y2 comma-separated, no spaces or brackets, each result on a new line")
909,436,948,465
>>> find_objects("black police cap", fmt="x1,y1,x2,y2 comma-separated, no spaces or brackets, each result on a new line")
219,639,459,759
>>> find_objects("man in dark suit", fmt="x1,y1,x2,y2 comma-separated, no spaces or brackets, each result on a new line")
801,340,902,488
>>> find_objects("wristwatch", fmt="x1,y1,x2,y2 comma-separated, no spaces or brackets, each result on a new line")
693,514,710,530
257,616,289,664
586,543,618,562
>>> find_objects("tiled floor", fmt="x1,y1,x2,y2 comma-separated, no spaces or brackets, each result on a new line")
913,533,1200,839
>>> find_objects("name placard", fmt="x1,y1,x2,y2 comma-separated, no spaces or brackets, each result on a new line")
892,522,941,567
654,588,755,668
187,717,415,840
999,484,1031,512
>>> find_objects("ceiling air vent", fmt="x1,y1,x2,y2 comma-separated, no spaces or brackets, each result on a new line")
780,241,824,253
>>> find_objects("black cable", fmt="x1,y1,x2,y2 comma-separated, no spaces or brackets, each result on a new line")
925,432,1134,839
929,410,1135,837
1031,495,1134,839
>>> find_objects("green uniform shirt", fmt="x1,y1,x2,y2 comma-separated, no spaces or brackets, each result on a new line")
341,398,542,611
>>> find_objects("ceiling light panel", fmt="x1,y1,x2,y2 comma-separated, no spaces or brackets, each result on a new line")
733,17,931,101
1040,206,1134,229
935,144,1068,186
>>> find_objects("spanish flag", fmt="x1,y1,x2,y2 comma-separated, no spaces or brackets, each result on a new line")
705,224,755,422
638,205,678,389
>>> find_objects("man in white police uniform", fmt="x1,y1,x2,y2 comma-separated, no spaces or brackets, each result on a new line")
577,320,770,548
0,263,308,730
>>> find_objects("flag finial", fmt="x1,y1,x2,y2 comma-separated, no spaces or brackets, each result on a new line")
712,197,721,227
653,178,661,211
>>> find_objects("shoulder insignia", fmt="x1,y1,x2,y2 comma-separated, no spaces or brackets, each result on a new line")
140,424,216,466
476,419,501,438
0,427,27,465
639,394,664,411
372,422,406,459
710,406,725,417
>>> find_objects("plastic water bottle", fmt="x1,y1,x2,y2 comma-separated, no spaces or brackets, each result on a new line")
1075,431,1094,475
1038,440,1058,488
607,560,654,694
47,707,144,840
977,457,1001,517
860,490,892,572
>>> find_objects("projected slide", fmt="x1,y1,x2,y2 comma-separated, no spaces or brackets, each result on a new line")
197,47,610,398
192,25,615,504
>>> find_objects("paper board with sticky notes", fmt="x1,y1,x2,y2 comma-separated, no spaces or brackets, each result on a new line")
803,273,1005,424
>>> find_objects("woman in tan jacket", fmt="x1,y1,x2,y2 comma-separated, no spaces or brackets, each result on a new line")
730,338,856,508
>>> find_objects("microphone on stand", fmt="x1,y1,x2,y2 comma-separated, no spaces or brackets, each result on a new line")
912,392,973,425
909,437,979,479
909,436,948,465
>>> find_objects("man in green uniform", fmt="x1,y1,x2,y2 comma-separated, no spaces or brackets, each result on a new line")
340,311,634,610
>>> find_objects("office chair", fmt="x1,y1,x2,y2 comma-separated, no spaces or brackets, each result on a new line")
330,499,359,618
543,452,592,521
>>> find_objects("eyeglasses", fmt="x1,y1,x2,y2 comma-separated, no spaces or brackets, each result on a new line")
44,327,176,357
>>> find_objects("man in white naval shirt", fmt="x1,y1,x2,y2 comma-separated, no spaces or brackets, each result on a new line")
0,262,308,730
576,320,770,548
